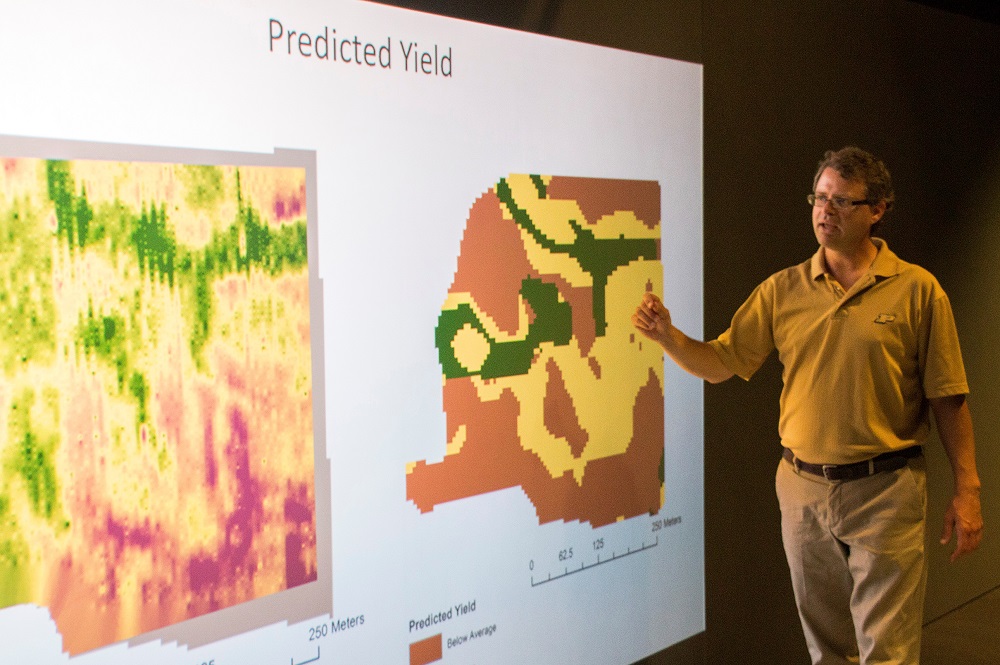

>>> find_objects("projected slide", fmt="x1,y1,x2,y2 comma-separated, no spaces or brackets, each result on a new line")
408,174,664,527
0,1,703,663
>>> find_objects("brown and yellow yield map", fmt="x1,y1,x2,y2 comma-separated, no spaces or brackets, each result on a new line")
406,174,664,527
0,156,316,654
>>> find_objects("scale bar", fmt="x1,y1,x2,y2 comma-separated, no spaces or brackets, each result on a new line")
531,536,659,587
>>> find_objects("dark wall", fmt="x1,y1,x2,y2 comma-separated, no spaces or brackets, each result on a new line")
701,4,1000,664
377,1,1000,663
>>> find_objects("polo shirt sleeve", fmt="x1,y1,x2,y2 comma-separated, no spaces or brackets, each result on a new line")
708,279,776,381
921,288,969,398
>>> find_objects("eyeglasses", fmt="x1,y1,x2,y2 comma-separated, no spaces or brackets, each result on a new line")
807,193,873,210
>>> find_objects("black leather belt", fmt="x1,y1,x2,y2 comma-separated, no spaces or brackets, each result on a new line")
782,445,922,481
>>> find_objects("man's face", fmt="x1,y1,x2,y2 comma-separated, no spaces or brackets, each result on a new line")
812,167,885,252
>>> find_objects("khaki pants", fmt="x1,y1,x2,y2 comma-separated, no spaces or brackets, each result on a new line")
776,457,928,665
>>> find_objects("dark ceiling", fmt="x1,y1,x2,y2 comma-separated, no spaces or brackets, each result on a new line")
912,0,1000,25
374,0,1000,32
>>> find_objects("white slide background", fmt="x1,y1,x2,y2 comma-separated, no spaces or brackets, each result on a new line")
0,1,704,663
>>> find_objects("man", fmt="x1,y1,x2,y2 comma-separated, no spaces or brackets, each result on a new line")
633,147,983,665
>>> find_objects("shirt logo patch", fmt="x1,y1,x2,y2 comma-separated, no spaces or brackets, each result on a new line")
874,313,896,324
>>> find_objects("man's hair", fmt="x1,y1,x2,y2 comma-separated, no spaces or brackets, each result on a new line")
813,146,895,235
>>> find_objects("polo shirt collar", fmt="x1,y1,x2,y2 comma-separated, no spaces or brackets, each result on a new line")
810,237,902,281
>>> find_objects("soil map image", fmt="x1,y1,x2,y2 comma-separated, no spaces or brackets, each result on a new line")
407,174,665,528
0,156,317,654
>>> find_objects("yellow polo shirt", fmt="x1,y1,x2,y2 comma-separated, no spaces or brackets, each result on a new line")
708,239,968,465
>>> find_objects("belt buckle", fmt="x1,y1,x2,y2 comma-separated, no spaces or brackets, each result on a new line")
822,464,837,480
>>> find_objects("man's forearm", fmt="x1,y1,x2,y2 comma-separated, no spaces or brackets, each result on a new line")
930,394,984,561
931,395,981,493
659,326,734,384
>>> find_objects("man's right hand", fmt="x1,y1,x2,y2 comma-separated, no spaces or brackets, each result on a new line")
631,292,734,384
632,292,671,344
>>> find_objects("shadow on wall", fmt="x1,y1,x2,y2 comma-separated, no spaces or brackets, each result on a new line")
923,144,1000,621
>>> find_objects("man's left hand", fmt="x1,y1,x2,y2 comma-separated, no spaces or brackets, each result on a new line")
941,490,983,562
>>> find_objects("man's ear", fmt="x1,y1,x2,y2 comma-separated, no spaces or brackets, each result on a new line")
870,199,887,224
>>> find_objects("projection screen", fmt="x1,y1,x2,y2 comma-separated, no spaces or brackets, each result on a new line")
0,1,704,663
